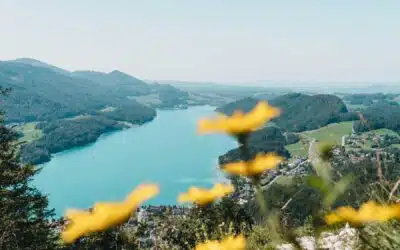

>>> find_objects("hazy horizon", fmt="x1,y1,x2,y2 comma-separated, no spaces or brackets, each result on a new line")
1,1,399,83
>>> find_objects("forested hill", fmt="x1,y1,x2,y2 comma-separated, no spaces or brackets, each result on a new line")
354,102,400,133
0,59,191,123
217,93,358,132
0,58,193,164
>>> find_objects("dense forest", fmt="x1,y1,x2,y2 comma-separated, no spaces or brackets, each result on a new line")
269,93,356,132
354,102,400,133
342,93,399,107
217,93,359,132
96,105,156,124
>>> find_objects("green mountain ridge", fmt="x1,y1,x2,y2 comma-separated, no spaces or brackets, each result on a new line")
0,58,191,123
72,70,146,86
8,58,71,75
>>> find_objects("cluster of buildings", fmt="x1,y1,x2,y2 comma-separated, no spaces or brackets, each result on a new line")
123,205,189,248
344,131,400,149
234,156,311,201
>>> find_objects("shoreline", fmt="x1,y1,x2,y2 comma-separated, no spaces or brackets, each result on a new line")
31,105,221,166
37,123,145,165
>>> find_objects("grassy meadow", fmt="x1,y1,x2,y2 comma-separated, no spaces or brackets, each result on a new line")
13,122,43,143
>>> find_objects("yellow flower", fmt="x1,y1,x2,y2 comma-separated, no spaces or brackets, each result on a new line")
178,183,234,206
198,101,280,135
325,201,400,225
222,153,283,177
195,234,246,250
62,183,159,244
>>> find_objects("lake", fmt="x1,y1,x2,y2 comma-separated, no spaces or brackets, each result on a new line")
33,106,237,216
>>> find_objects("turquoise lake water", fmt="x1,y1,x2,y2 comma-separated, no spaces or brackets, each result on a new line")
33,106,237,216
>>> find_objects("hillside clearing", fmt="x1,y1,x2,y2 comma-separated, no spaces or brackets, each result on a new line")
13,122,43,143
301,121,353,145
285,141,308,158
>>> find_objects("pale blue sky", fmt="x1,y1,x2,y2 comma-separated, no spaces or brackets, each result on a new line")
0,1,399,83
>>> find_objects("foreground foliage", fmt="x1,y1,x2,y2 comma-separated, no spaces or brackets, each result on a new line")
0,88,57,250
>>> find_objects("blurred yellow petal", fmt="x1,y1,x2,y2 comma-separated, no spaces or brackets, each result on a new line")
325,201,400,225
65,209,91,221
222,153,283,177
198,101,280,135
249,153,283,175
178,183,234,206
223,162,248,176
325,206,357,225
62,224,88,244
61,183,159,244
125,183,160,207
195,234,246,250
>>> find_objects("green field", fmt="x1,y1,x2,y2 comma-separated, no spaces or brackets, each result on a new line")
13,122,43,143
301,121,353,145
345,103,367,111
285,141,308,158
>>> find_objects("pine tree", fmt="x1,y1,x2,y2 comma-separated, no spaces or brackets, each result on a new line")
0,87,58,249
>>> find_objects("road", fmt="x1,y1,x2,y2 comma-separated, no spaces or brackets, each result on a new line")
261,138,315,191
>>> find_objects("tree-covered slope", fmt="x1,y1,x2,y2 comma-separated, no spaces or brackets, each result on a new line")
0,59,191,123
269,93,352,132
217,93,356,132
0,61,155,123
72,70,190,109
19,116,127,164
354,102,400,133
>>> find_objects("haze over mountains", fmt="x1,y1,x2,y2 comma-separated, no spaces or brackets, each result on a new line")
156,79,400,94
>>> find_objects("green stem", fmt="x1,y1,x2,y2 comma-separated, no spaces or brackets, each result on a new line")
238,134,251,161
239,133,270,218
238,133,283,244
253,182,268,216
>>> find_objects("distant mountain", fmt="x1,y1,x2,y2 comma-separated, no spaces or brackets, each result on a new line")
72,70,146,86
0,58,191,123
0,60,112,123
153,80,400,94
8,58,71,75
217,93,357,132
